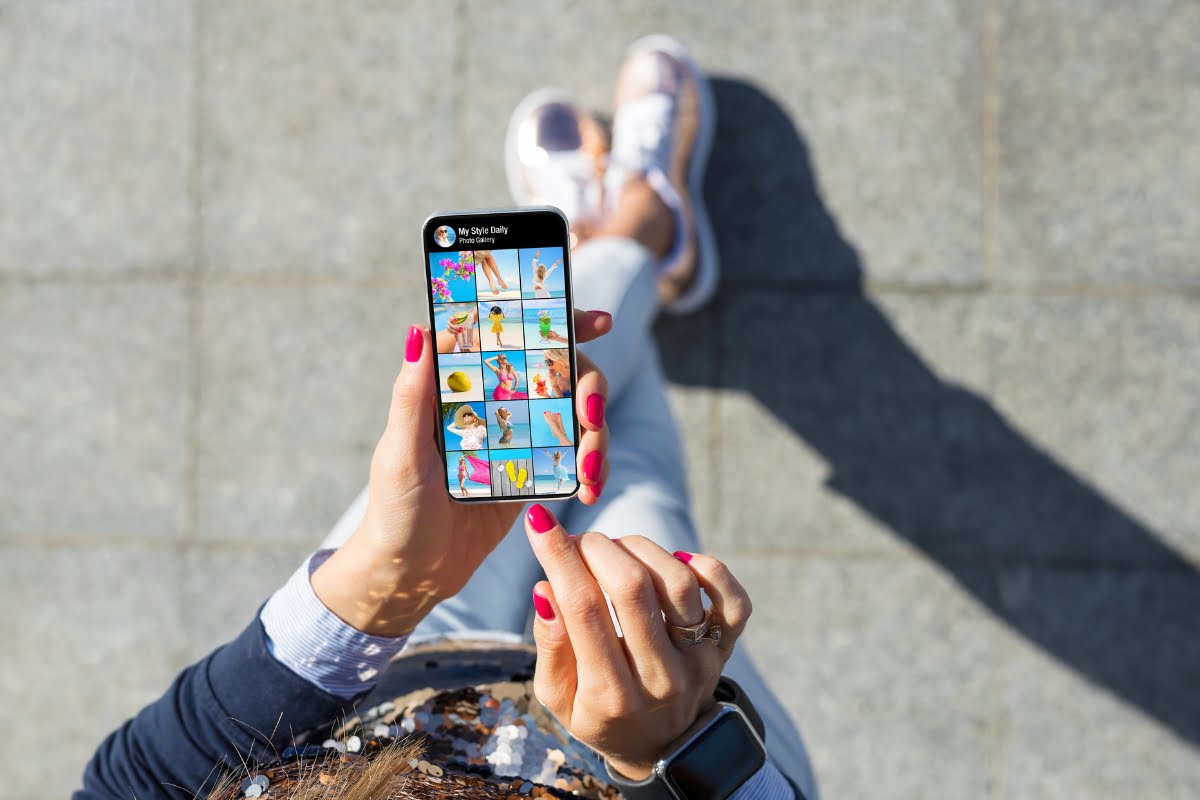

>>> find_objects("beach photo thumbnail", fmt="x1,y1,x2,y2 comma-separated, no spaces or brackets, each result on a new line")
527,348,571,399
474,249,522,301
519,246,566,299
529,397,575,448
442,401,489,452
446,450,491,499
522,298,570,347
479,300,526,352
429,251,477,304
437,352,483,402
482,352,530,401
490,447,535,498
434,225,456,247
486,400,531,449
534,446,577,495
433,302,479,354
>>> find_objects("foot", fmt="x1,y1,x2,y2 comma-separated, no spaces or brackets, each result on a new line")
608,35,718,314
506,89,610,248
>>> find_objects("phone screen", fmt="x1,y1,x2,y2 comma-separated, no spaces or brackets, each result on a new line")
424,209,579,502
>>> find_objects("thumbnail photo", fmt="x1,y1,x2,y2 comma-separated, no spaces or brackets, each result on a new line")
519,247,566,299
433,302,479,354
490,447,536,497
475,249,522,301
482,352,530,401
479,300,526,352
522,298,569,346
446,450,491,499
429,251,477,304
527,348,571,399
534,446,577,495
442,401,489,451
437,352,483,402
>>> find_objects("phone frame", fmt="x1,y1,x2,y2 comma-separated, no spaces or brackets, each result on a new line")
422,206,580,504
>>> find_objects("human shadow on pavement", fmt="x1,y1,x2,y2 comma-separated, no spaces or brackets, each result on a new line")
657,77,1200,747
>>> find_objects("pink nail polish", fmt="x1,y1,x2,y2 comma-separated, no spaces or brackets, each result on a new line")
527,503,556,534
673,550,693,564
582,451,602,482
586,394,606,427
405,325,423,363
533,590,555,621
592,481,604,499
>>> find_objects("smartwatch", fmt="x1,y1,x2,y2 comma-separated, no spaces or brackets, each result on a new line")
604,677,772,800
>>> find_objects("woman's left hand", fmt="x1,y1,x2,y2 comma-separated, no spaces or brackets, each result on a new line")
522,504,754,780
310,311,612,638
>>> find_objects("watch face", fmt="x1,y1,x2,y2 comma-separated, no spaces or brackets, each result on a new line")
666,711,766,798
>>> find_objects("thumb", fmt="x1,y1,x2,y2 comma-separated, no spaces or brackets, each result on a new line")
370,325,438,489
531,580,578,724
386,325,436,442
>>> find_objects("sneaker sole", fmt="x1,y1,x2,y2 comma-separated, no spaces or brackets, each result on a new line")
625,34,719,315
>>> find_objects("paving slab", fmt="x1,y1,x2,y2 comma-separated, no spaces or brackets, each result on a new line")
201,1,457,276
722,554,999,800
0,282,189,539
180,544,312,659
194,280,423,543
0,543,186,800
995,0,1200,287
0,1,193,275
460,0,984,287
993,567,1200,797
703,290,1200,565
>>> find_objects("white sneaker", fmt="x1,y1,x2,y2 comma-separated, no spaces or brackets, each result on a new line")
505,89,608,248
607,35,718,315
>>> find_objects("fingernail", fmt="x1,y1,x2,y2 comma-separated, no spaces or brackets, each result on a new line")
527,503,556,534
586,393,606,427
589,309,612,322
532,590,555,621
582,451,602,482
592,480,604,499
405,325,423,363
673,550,693,564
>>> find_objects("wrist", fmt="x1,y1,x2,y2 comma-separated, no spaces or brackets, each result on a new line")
606,757,654,782
310,535,439,637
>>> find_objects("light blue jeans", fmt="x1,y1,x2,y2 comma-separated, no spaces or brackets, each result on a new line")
323,237,818,797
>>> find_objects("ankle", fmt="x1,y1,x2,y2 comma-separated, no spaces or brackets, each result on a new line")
599,176,675,259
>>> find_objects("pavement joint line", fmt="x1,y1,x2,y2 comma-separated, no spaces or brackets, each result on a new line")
981,0,999,291
5,271,1200,299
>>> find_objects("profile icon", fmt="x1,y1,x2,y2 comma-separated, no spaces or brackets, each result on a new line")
434,225,456,247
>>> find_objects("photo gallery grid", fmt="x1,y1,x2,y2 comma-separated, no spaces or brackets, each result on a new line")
430,247,576,499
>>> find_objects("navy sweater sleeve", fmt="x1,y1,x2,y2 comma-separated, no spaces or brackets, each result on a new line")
75,616,357,799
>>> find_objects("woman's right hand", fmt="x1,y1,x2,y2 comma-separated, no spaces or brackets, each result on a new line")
522,504,754,780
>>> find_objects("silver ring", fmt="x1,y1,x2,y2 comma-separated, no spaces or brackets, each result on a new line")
666,607,722,647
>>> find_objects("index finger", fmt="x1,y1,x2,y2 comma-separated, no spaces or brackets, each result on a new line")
524,504,632,691
573,309,613,344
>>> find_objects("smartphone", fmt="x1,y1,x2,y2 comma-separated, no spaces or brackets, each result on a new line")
423,207,579,503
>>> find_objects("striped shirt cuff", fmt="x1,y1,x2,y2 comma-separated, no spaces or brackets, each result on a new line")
260,549,410,700
731,761,799,800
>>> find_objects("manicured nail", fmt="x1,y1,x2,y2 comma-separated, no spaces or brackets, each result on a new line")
592,480,604,499
673,550,693,564
533,590,555,621
527,503,556,533
586,393,606,427
405,325,423,363
582,451,602,482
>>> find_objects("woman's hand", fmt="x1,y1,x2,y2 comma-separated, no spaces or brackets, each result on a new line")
522,504,753,780
310,310,612,638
